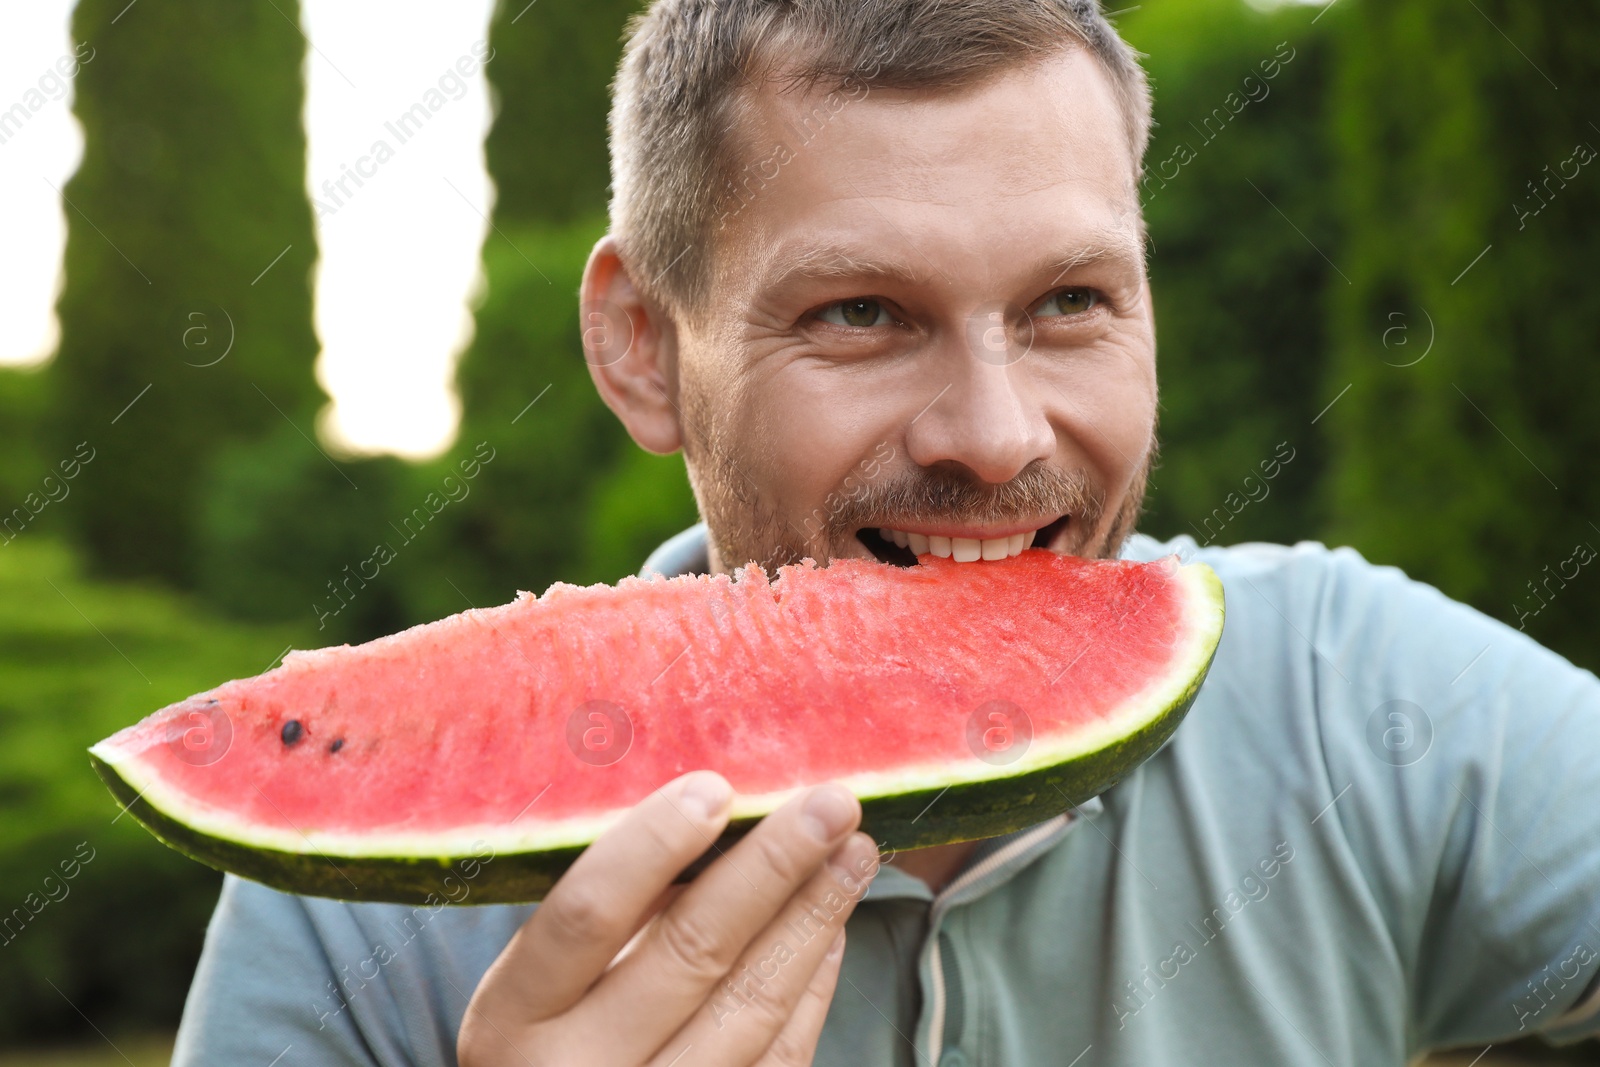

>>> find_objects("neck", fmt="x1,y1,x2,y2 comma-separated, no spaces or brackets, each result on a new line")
883,839,983,894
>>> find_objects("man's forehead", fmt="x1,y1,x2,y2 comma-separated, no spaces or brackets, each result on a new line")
717,48,1145,298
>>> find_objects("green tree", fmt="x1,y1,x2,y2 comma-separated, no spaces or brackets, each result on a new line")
483,0,645,226
50,0,321,586
0,366,50,537
1120,0,1336,551
1321,0,1600,672
197,0,694,639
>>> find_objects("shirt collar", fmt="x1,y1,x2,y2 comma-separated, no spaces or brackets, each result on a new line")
638,521,712,580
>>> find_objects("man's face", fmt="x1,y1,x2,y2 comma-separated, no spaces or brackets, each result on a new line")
675,46,1157,574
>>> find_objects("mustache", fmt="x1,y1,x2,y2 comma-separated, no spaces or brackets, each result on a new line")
819,461,1106,538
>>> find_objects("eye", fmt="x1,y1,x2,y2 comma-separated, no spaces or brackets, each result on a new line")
1035,287,1101,317
817,298,895,328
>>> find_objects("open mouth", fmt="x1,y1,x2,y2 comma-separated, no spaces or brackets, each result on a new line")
855,514,1073,566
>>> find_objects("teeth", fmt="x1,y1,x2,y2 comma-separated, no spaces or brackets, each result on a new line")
1024,529,1036,548
878,528,1032,561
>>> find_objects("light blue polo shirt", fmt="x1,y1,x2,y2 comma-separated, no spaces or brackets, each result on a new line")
170,526,1600,1065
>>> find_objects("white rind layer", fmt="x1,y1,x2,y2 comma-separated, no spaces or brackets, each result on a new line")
90,559,1226,861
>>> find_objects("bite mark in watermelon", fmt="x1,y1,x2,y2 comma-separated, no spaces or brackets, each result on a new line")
89,550,1224,904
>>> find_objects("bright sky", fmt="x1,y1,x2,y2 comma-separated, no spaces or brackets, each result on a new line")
0,0,495,460
0,0,80,370
301,0,496,459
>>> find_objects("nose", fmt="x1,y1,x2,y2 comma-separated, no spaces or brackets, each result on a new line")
903,349,1056,485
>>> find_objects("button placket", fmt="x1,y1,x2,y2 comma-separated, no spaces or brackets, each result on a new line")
915,807,1095,1064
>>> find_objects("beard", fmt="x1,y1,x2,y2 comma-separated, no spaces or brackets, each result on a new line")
681,378,1157,574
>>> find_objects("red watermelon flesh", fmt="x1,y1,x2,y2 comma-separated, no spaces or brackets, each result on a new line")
90,550,1224,904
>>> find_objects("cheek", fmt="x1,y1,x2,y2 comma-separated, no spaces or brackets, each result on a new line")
1036,342,1156,481
1105,368,1159,461
738,360,912,524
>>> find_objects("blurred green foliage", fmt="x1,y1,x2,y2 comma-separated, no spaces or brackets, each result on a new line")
1119,0,1334,551
191,0,691,640
0,367,49,529
191,428,413,643
483,0,645,226
1320,0,1600,671
381,218,699,628
189,217,697,645
0,538,307,1041
50,0,321,587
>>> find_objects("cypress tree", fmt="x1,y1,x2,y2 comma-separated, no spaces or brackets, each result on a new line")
51,0,320,585
483,0,645,225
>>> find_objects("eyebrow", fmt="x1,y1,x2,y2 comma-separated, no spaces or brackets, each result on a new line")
758,227,1148,297
1041,232,1149,283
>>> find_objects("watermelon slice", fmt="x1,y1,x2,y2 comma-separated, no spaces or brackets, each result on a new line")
90,551,1224,905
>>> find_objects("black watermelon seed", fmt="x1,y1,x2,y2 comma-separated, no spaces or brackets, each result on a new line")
330,738,345,753
281,720,304,745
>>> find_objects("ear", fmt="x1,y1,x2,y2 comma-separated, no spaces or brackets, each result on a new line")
579,234,683,455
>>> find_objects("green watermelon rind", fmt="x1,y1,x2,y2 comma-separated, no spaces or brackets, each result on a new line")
88,561,1225,906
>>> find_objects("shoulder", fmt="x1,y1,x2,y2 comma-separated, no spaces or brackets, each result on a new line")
1122,530,1589,690
1114,534,1600,1047
1125,529,1600,821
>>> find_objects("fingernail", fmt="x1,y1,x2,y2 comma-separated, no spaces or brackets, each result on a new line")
801,784,858,842
826,931,846,960
679,772,731,820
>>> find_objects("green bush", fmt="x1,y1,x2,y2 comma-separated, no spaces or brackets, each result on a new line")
194,425,413,644
0,537,309,1041
185,213,699,644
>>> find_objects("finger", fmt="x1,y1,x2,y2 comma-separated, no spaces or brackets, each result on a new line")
753,931,847,1067
575,783,864,1055
605,884,688,974
646,831,878,1067
475,770,733,1022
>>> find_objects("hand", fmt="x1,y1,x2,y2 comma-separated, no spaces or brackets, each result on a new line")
458,770,881,1066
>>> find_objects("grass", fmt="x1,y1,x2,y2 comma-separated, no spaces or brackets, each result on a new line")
0,1035,172,1067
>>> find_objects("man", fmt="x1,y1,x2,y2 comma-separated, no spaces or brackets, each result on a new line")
172,1,1600,1064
